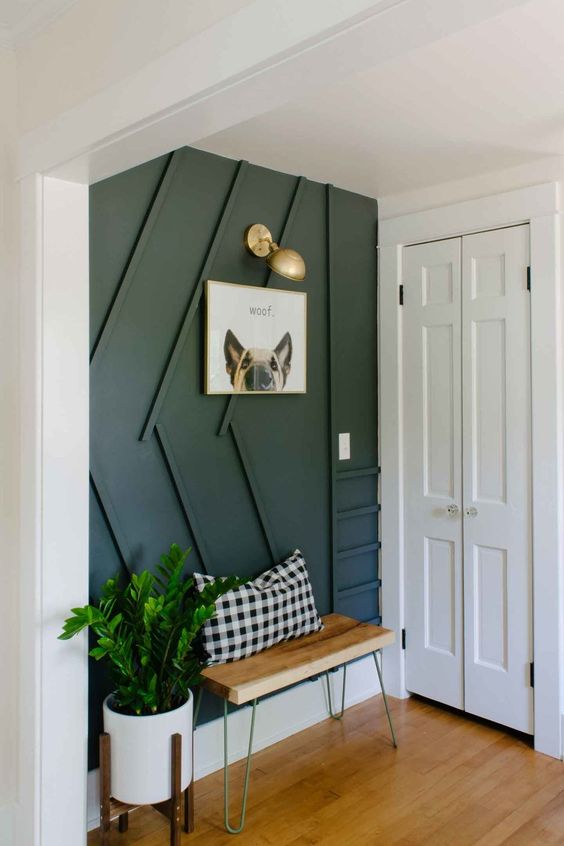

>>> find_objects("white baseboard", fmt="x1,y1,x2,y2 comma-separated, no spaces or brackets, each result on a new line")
87,656,380,831
0,803,14,845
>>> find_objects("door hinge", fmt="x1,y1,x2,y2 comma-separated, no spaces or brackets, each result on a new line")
401,628,406,650
399,284,404,305
530,662,534,688
527,266,531,292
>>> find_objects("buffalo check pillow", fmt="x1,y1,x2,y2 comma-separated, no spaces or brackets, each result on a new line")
193,550,323,664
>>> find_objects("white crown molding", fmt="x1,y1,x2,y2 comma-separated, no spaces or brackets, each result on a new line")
0,0,79,48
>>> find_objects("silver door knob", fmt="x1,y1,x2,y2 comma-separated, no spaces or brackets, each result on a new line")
446,504,459,516
465,506,478,517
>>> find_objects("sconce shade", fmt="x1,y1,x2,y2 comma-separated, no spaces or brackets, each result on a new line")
266,246,306,282
244,223,306,281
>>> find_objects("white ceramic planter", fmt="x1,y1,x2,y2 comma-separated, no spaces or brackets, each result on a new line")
103,692,193,805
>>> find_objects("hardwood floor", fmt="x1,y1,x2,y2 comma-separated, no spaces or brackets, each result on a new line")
87,695,564,845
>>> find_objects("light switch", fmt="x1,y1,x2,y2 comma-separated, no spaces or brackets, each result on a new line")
338,432,351,461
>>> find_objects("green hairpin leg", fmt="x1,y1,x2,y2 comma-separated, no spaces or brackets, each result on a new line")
325,664,347,720
224,698,258,834
373,650,397,748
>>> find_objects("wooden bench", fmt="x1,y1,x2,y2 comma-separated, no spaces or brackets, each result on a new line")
196,613,397,834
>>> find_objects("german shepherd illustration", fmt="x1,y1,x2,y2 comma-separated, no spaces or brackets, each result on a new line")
224,329,292,392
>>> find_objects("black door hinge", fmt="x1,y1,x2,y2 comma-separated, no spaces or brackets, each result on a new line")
530,662,534,688
527,266,531,292
401,628,406,650
399,284,404,305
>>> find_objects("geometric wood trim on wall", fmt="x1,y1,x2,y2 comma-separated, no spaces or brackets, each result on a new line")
89,145,379,759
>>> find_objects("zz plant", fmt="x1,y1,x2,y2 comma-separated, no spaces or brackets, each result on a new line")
59,544,239,716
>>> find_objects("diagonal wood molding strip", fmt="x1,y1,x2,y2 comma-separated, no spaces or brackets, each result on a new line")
155,423,212,574
140,159,249,442
89,466,132,571
90,150,180,367
231,420,279,564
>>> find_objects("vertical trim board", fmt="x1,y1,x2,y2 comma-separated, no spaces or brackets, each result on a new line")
327,184,338,612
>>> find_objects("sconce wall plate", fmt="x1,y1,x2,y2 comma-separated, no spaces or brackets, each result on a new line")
244,223,306,281
244,224,273,258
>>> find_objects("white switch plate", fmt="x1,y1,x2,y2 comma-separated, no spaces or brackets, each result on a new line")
338,432,351,461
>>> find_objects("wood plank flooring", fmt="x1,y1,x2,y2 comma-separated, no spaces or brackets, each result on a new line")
87,695,564,845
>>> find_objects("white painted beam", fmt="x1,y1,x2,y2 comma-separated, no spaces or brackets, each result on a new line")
18,0,532,185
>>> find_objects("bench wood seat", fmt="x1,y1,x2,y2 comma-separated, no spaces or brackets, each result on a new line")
200,613,395,705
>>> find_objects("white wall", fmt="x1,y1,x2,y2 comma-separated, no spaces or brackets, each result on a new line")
0,44,18,843
15,0,252,133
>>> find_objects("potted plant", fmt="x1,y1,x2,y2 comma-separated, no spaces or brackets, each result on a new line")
59,543,239,805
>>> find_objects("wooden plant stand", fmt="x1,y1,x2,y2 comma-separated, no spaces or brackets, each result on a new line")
99,732,194,845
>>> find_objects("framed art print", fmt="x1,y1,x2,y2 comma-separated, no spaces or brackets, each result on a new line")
205,280,307,394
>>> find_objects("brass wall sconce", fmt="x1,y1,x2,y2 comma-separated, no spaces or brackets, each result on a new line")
244,224,306,281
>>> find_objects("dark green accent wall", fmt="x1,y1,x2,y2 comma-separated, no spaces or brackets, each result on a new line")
89,146,379,767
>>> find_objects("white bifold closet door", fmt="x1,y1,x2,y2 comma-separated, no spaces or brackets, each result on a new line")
403,224,533,734
403,237,464,710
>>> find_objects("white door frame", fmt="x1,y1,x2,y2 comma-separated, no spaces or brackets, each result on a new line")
379,182,563,759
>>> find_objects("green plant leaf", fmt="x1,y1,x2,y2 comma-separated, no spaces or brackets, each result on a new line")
89,646,108,660
58,542,243,715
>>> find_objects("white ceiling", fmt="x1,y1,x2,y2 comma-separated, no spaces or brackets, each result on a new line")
0,0,77,46
197,0,564,198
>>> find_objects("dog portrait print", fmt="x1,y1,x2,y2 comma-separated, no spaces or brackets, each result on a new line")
206,280,306,394
224,330,292,392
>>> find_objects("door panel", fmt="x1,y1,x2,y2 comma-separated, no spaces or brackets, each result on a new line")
474,544,508,670
462,225,532,734
425,537,456,655
423,324,455,498
472,317,507,503
403,239,464,708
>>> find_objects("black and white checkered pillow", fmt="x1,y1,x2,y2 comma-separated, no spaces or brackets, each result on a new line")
193,550,323,664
